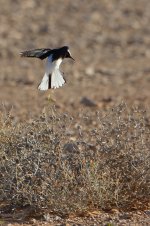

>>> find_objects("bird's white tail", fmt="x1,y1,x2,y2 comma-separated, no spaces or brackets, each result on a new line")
38,73,49,91
38,69,66,90
38,55,65,91
51,69,66,89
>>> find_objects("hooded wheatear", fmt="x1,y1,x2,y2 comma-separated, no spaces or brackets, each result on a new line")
20,46,74,90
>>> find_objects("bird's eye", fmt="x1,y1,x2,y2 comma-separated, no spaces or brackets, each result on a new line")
66,51,70,57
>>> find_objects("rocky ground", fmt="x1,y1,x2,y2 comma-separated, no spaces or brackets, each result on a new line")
0,0,150,225
1,209,150,226
0,0,150,121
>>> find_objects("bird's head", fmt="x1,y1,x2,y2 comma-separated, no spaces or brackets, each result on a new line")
63,46,75,61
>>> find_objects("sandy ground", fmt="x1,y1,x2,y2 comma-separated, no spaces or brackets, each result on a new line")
0,0,150,225
0,0,150,121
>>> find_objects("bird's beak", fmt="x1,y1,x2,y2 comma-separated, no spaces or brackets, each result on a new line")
70,56,75,61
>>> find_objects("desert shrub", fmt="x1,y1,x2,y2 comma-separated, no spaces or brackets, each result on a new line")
0,104,150,214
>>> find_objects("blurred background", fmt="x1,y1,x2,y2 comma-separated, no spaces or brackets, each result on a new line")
0,0,150,121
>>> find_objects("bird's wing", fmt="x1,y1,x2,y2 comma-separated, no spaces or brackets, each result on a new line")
20,48,52,60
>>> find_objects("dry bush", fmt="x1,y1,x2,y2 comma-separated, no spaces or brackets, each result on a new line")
0,104,150,215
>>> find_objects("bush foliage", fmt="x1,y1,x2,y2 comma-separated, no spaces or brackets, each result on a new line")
0,104,150,215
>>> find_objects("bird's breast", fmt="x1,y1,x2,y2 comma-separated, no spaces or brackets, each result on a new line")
54,58,62,69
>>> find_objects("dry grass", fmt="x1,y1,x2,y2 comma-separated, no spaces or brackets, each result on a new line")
0,103,150,216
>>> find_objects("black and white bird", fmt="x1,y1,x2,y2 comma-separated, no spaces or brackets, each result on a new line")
20,46,74,90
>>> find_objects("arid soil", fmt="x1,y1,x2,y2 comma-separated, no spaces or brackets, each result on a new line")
1,209,150,226
0,0,150,121
0,0,150,225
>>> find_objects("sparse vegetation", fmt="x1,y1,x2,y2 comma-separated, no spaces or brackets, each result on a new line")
1,0,150,224
0,104,150,216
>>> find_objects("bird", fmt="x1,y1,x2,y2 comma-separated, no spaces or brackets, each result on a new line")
20,46,74,91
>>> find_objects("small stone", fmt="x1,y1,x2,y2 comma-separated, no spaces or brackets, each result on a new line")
102,97,113,103
144,210,150,216
43,213,51,222
55,215,61,221
80,97,97,107
63,142,79,154
30,218,37,224
85,67,95,76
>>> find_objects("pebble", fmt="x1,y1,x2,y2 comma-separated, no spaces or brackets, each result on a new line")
80,97,97,107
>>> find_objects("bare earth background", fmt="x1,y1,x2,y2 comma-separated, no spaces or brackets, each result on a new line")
0,0,150,225
0,0,150,121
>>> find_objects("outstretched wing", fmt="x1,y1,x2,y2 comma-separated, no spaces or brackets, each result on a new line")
20,48,52,60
